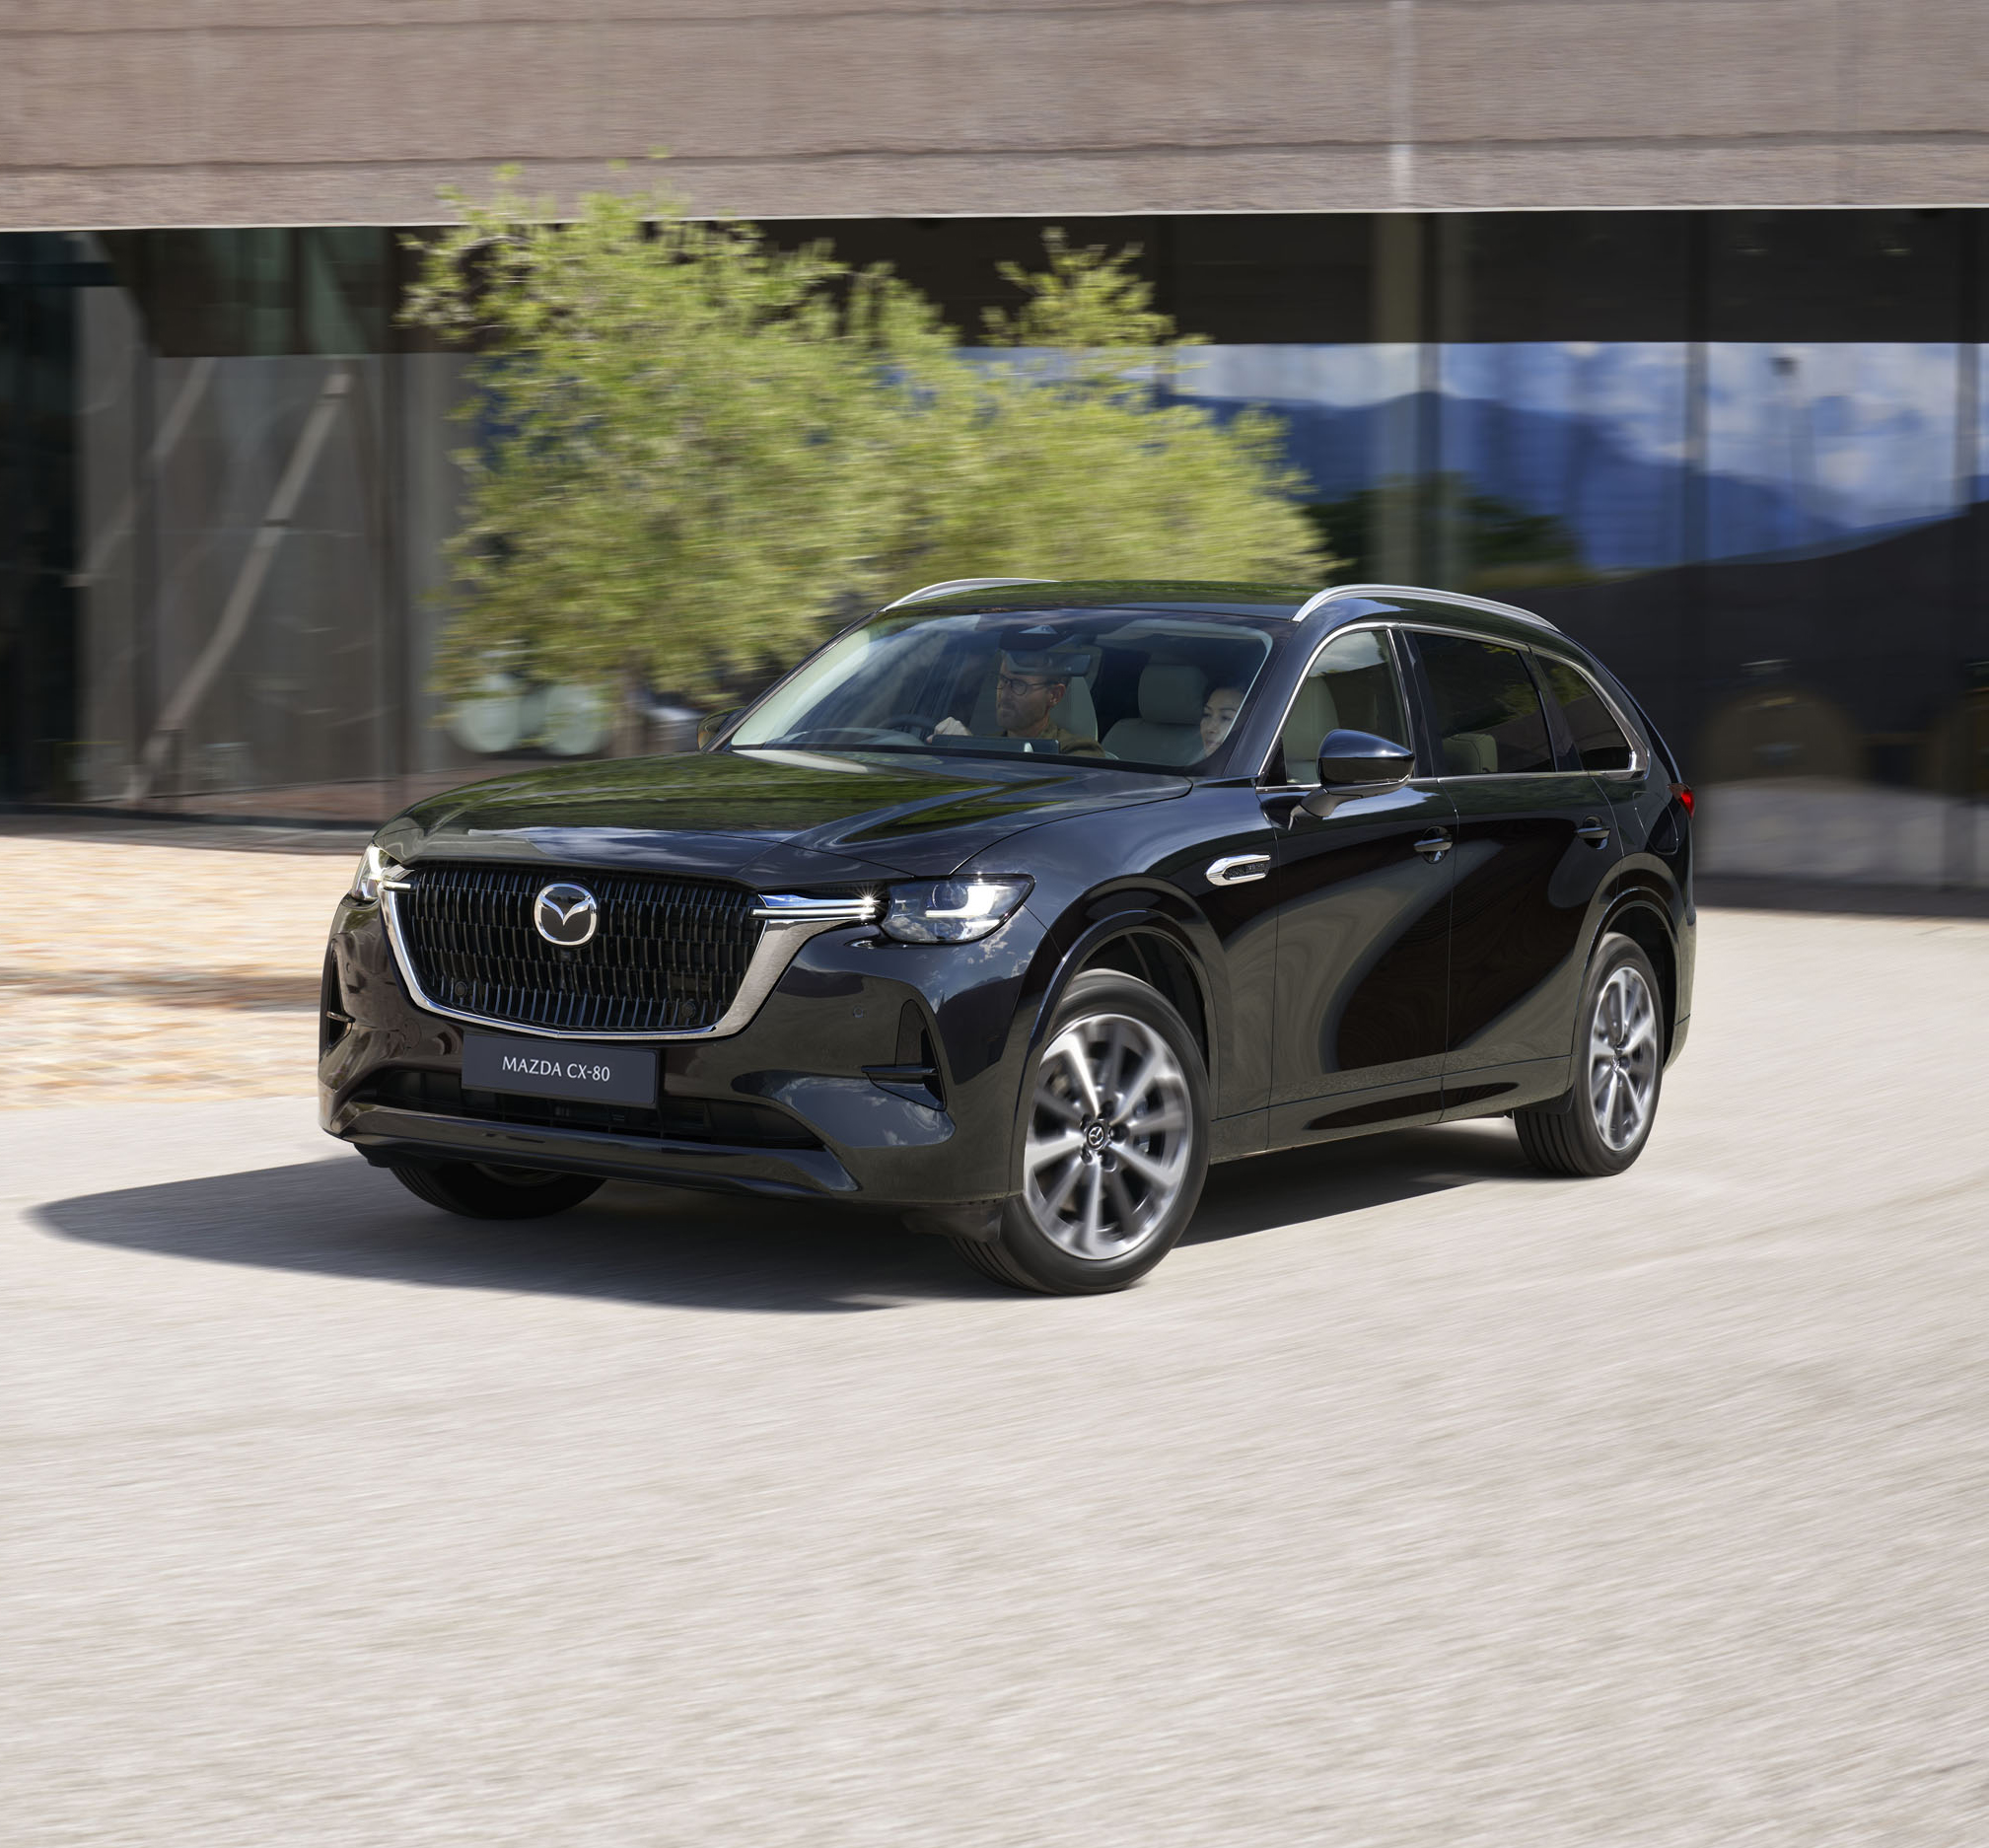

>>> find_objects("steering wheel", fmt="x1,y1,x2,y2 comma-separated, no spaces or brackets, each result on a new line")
876,712,943,741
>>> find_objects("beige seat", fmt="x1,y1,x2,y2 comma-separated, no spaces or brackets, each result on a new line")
1103,665,1208,764
1279,677,1340,781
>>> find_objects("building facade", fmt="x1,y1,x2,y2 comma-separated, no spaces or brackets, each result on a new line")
3,3,1986,884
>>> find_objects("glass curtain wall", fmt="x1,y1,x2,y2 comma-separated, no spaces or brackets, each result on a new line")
0,235,82,804
1,211,1985,885
2,227,496,819
1146,209,1989,888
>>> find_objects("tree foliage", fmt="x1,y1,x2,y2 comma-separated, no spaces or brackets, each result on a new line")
403,172,1327,719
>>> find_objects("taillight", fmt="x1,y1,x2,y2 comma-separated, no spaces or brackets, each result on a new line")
1670,782,1695,817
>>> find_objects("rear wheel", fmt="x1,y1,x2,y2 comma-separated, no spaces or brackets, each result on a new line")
1515,933,1664,1177
954,969,1209,1295
391,1160,604,1220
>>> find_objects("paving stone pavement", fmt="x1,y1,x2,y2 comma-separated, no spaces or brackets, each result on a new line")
4,901,1988,1845
0,830,353,1107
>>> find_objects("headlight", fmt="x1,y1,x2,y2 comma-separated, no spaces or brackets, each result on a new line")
349,843,404,903
880,876,1032,945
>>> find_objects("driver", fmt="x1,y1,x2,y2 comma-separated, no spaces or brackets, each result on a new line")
930,650,1106,756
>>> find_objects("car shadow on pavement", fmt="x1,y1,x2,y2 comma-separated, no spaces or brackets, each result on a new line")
1182,1121,1532,1246
33,1121,1532,1313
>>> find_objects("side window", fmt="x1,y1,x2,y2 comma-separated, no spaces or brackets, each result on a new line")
1414,633,1556,775
1538,656,1637,773
1278,628,1411,785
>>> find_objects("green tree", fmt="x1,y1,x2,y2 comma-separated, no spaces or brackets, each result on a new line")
877,231,1322,592
403,174,1326,743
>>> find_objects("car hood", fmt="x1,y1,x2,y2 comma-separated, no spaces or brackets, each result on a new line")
379,746,1190,885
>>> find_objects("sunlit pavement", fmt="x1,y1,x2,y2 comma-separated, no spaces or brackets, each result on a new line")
5,908,1988,1847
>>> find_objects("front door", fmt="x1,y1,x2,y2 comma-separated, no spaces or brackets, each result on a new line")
1402,628,1615,1114
1265,626,1457,1148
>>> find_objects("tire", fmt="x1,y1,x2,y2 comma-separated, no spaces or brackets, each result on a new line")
953,969,1210,1295
391,1160,604,1220
1515,933,1665,1177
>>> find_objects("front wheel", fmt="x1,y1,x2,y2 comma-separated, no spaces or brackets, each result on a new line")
1515,933,1665,1177
391,1160,604,1220
954,969,1210,1295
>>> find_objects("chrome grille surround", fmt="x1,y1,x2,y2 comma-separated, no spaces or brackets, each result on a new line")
379,866,876,1042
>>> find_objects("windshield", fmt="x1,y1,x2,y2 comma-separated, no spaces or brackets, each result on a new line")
728,606,1281,772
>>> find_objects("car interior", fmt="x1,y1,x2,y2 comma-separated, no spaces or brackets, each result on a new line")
944,620,1271,764
1415,634,1558,775
1101,665,1210,764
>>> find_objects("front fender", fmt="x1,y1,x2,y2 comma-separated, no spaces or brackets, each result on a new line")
977,884,1229,1195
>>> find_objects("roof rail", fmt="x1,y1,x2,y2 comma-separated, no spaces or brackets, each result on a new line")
883,577,1055,610
1291,583,1561,633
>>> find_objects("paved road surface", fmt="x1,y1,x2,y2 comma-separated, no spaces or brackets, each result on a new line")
6,908,1989,1846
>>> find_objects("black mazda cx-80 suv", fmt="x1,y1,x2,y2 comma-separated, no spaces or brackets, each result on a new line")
321,579,1695,1294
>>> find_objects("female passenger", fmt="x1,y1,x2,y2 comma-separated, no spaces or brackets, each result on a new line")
1199,685,1245,756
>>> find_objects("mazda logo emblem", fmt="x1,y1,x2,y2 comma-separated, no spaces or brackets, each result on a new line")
533,882,600,947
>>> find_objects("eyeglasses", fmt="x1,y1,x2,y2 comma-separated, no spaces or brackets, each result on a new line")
996,674,1059,696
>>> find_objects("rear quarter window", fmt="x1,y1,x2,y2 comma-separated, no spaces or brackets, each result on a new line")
1538,657,1637,773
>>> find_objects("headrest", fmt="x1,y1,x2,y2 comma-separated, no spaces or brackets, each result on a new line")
1444,732,1498,775
1138,664,1206,727
1055,674,1098,738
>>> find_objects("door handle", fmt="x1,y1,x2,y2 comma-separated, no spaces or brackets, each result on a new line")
1206,852,1270,887
1412,831,1452,863
1576,817,1611,847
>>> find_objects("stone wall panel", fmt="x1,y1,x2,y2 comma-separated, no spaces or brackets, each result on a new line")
0,0,1980,226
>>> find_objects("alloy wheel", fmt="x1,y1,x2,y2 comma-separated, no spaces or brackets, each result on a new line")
1587,964,1659,1152
1024,1011,1193,1260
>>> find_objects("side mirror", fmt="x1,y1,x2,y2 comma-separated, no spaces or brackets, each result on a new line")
1317,728,1416,788
697,707,742,750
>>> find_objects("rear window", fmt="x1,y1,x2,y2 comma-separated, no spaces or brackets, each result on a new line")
1413,633,1556,775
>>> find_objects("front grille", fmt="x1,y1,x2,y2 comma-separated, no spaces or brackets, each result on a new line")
396,863,761,1033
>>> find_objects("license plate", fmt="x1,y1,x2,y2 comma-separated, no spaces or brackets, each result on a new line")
462,1031,657,1106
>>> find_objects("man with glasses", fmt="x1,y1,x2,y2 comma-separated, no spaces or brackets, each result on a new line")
929,650,1106,756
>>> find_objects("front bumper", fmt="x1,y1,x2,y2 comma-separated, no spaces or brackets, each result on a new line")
319,894,1038,1209
338,1101,864,1200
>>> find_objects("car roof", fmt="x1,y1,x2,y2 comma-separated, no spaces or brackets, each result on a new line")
886,577,1564,637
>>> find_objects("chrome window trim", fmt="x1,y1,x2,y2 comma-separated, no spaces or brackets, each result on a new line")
1290,583,1561,634
1527,647,1651,778
1253,619,1421,788
379,886,873,1043
883,577,1055,609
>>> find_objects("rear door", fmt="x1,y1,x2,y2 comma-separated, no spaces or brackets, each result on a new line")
1400,626,1615,1114
1263,624,1457,1146
1532,648,1656,858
